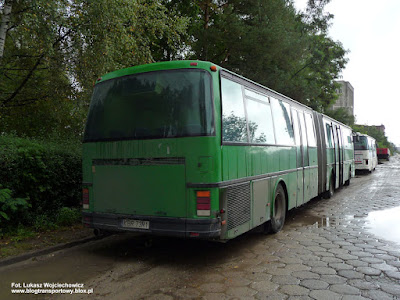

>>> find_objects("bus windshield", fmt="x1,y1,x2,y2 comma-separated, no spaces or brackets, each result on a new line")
354,136,368,150
84,69,214,142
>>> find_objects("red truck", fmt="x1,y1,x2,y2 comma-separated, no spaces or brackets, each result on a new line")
377,148,390,161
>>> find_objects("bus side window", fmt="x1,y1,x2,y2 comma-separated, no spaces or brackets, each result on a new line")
291,109,301,146
245,97,275,144
325,123,333,148
304,113,316,147
221,78,248,143
299,112,309,166
270,98,295,146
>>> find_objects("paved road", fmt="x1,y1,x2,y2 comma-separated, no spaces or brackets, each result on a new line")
1,156,400,300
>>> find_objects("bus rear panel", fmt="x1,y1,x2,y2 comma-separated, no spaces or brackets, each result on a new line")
82,62,223,239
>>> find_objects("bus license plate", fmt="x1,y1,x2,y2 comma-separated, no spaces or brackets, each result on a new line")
122,219,149,230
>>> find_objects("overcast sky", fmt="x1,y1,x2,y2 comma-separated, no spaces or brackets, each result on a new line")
294,0,400,146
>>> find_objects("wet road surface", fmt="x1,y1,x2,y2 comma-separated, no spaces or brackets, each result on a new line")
1,156,400,299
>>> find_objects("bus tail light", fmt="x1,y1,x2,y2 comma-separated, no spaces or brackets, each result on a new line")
83,188,89,210
83,216,92,227
196,191,211,216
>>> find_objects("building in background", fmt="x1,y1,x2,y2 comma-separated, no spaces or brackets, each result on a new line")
354,124,386,136
334,80,354,116
372,124,385,135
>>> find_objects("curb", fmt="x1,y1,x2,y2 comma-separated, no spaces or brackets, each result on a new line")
0,235,99,268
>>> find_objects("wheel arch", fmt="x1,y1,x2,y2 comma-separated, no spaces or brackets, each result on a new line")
272,179,289,216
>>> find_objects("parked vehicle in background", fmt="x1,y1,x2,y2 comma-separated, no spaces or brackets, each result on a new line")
353,133,378,172
82,60,354,241
377,148,391,161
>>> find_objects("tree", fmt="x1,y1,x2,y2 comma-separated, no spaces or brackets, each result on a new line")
324,107,355,126
180,0,347,112
0,0,12,60
0,0,188,137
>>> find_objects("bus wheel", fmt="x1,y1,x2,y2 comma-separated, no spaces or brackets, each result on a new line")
270,184,286,233
263,220,271,234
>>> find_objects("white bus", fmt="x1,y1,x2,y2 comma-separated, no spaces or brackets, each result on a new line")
353,132,378,172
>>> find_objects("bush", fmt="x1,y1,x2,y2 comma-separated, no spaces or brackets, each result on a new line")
0,186,30,234
56,207,81,226
0,133,82,231
33,214,58,231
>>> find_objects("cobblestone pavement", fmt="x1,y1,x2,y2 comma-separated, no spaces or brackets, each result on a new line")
1,157,400,300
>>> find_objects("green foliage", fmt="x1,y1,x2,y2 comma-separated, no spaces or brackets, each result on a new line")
324,107,355,126
10,227,36,242
0,134,81,232
33,214,58,231
0,186,30,225
0,0,189,138
178,0,347,112
56,207,81,227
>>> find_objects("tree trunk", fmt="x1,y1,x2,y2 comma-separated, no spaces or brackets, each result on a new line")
0,0,13,60
202,0,210,60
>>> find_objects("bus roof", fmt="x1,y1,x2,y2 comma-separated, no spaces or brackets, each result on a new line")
95,60,217,84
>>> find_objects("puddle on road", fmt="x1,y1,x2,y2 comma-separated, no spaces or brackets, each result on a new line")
288,211,355,229
312,215,355,228
290,206,400,247
365,206,400,246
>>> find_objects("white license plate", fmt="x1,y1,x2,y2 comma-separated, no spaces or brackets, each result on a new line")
122,219,149,230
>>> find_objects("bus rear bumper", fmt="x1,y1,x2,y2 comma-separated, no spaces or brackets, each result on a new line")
355,163,371,171
82,212,221,239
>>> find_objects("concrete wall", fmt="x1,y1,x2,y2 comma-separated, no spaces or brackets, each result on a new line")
333,80,354,116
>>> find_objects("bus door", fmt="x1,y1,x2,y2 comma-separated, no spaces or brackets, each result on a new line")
291,108,304,206
335,125,344,186
298,111,310,203
331,123,339,189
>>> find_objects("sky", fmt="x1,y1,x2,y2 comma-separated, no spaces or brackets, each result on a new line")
294,0,400,146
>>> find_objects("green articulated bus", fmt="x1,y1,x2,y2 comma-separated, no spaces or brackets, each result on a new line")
82,60,355,241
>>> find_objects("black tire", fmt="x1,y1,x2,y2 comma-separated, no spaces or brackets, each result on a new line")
262,220,271,234
270,184,286,233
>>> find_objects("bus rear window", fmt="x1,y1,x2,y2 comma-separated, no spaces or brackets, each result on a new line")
353,136,368,150
84,69,214,142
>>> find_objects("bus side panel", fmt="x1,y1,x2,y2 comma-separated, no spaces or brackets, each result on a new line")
308,147,319,199
221,146,280,181
252,178,271,228
325,148,335,190
221,145,296,238
302,147,318,203
343,129,354,181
